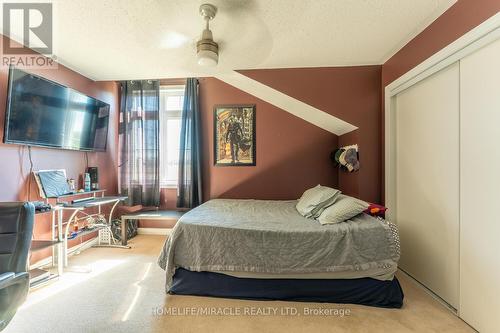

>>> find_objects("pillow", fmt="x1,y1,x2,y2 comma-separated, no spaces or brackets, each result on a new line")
318,194,369,225
310,193,339,219
296,185,341,218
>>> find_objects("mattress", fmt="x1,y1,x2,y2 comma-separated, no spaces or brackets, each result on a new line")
158,199,401,291
212,266,395,281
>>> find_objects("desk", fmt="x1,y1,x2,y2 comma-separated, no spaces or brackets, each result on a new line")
56,195,129,267
62,196,128,209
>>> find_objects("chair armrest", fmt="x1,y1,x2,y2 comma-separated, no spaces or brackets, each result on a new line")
0,271,29,330
0,273,15,286
0,272,28,290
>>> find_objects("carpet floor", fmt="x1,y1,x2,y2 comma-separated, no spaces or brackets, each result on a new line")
5,235,473,333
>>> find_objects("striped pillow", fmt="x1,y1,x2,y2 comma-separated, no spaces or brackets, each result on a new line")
318,194,369,225
296,185,341,218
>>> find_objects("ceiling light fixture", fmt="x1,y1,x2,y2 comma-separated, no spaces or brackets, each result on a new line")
197,3,218,67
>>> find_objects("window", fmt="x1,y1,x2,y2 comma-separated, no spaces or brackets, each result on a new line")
159,85,184,188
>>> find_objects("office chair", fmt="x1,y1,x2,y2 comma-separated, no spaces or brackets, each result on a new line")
0,202,34,331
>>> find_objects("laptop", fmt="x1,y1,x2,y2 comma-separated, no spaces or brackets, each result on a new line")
34,169,72,198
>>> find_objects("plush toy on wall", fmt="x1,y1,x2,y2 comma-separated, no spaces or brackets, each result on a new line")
331,144,360,172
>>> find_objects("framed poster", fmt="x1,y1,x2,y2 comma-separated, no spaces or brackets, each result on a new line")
214,105,256,166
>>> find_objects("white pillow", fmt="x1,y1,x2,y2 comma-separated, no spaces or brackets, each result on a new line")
318,194,369,225
296,185,341,218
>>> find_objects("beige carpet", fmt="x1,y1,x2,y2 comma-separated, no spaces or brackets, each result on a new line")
5,235,473,333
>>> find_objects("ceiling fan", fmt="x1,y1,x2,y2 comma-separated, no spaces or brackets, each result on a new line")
196,3,219,66
159,1,271,71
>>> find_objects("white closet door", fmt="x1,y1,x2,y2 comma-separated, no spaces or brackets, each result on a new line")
460,37,500,332
395,62,460,308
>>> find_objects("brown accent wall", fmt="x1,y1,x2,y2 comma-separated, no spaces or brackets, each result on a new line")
239,66,382,203
0,35,120,263
198,77,339,201
380,0,500,201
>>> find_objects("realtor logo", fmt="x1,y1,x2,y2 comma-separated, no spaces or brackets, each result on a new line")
2,3,53,55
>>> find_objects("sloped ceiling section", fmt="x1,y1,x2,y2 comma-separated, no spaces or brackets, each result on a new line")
214,71,357,135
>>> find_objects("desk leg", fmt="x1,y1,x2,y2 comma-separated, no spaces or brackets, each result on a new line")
57,209,63,276
121,217,127,246
57,242,64,276
109,200,119,222
63,210,80,267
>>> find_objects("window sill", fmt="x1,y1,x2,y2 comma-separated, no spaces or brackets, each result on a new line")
160,185,178,189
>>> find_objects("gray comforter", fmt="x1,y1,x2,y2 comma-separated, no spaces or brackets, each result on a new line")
158,199,400,291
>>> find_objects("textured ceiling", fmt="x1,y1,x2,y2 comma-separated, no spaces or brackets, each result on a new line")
2,0,456,80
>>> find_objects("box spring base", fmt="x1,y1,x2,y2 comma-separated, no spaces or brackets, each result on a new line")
170,268,404,309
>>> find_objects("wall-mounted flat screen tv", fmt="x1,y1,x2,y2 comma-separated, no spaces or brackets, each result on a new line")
3,67,110,151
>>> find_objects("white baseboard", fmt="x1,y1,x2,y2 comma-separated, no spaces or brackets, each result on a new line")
137,228,171,236
30,237,98,270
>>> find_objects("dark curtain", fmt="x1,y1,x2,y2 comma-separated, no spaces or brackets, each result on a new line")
119,80,160,207
177,78,203,208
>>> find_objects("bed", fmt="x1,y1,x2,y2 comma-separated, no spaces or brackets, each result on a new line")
158,199,403,308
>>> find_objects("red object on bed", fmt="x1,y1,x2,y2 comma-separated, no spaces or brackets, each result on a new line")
364,203,387,218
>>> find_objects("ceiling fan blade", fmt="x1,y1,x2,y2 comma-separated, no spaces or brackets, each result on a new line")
213,12,273,67
211,0,258,14
160,30,191,49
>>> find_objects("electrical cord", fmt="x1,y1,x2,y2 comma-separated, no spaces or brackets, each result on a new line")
71,210,118,244
27,145,36,240
27,146,34,201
